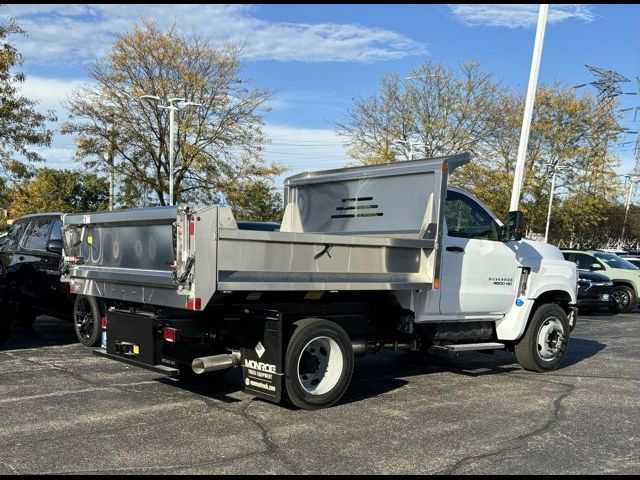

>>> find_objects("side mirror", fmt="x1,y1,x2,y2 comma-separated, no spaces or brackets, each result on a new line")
46,239,63,254
504,210,525,241
591,263,603,271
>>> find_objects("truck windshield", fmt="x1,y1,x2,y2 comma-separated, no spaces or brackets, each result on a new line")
593,252,639,270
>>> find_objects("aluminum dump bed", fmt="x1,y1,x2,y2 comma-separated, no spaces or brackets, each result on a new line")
61,154,469,311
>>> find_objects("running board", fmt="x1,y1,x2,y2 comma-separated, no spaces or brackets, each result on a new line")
429,342,505,356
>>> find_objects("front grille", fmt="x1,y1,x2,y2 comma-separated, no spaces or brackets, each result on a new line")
580,283,613,299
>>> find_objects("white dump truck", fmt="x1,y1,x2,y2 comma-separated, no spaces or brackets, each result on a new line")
61,154,577,409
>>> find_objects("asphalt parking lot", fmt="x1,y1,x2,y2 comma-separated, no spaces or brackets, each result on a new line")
0,312,639,475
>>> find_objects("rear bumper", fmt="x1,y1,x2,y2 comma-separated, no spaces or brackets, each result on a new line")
93,348,180,377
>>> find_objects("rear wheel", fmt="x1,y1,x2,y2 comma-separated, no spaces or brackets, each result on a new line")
611,285,635,313
284,318,354,410
515,304,569,372
73,295,102,347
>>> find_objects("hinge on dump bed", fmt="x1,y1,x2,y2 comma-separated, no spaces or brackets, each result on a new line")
174,254,195,285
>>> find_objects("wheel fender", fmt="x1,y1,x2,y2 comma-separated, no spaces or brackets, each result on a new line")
496,285,574,342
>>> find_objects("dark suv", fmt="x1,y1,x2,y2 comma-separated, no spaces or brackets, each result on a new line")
0,213,103,347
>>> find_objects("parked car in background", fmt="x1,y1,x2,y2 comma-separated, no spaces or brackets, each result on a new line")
576,269,615,314
615,252,640,269
0,213,105,347
562,250,640,313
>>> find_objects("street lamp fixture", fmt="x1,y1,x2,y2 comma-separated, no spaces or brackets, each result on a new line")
141,95,203,205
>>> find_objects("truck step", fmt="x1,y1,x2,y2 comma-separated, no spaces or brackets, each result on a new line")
429,342,505,356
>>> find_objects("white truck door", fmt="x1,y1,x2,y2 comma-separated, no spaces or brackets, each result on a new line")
439,189,519,316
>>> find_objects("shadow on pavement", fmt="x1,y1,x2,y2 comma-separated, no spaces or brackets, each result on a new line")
2,316,77,350
562,337,606,368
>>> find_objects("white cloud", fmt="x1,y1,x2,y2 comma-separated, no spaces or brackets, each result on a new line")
5,4,426,65
449,4,594,28
18,76,85,115
263,124,350,187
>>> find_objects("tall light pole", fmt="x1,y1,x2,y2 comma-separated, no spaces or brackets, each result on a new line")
543,162,568,243
141,95,203,205
394,139,426,160
509,4,549,213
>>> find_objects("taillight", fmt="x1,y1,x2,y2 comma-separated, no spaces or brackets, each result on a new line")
163,327,179,343
101,316,107,330
186,298,202,310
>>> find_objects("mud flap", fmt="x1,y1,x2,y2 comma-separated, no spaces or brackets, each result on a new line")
239,308,283,403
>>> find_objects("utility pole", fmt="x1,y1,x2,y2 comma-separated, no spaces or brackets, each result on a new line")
543,162,568,243
620,175,639,249
509,4,548,213
141,95,203,205
104,110,116,211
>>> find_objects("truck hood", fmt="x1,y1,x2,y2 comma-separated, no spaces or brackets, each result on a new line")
510,239,567,266
509,239,577,302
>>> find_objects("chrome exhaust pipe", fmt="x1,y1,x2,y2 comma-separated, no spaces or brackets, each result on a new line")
192,352,241,374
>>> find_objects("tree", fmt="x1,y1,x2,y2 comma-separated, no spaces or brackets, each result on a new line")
0,10,56,181
454,84,622,239
9,168,109,217
226,180,283,222
62,20,281,207
337,60,623,244
336,60,504,164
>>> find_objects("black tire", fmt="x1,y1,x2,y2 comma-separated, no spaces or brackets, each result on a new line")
284,318,354,410
515,304,570,372
607,301,621,314
611,285,636,313
73,295,103,347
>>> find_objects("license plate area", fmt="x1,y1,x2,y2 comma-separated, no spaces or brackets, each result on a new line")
107,310,159,366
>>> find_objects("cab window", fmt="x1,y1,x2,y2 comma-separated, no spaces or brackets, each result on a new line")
573,253,598,270
444,190,499,240
23,219,53,251
2,221,28,250
49,219,63,241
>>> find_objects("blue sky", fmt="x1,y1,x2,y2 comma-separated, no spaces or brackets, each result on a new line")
5,4,640,183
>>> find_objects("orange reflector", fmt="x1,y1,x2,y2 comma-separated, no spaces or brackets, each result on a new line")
434,278,440,289
442,162,448,174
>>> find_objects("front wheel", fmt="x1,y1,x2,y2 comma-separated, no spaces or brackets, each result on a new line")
284,318,354,410
73,295,103,347
611,285,636,313
515,304,570,372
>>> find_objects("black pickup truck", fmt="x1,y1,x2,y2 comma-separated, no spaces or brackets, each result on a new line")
576,269,616,314
0,213,105,347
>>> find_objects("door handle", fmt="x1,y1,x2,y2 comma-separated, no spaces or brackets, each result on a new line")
446,246,465,253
